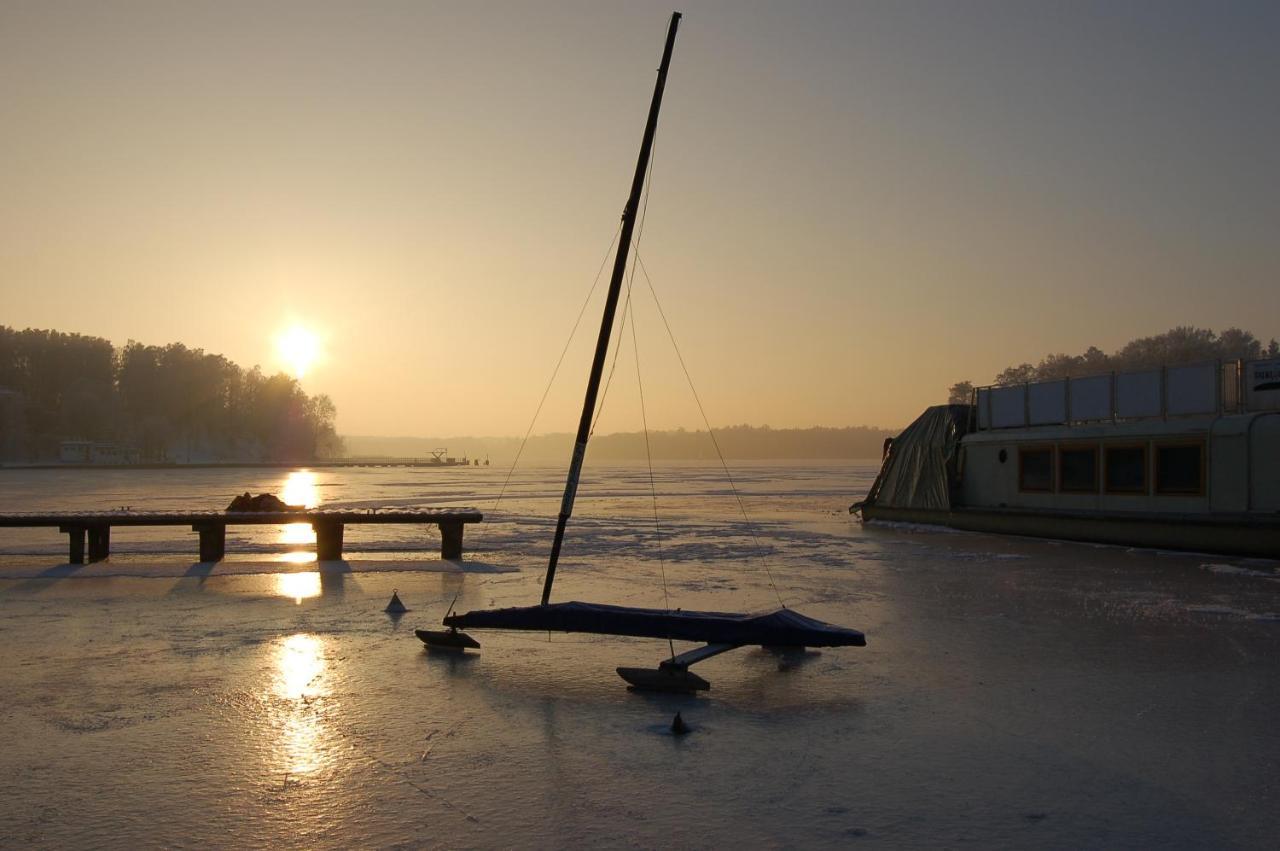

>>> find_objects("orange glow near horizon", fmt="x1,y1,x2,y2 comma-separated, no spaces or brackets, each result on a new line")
4,5,1278,436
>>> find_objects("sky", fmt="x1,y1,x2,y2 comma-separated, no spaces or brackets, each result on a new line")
2,0,1277,436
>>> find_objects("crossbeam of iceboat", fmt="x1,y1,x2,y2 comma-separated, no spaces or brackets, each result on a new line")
442,601,867,648
431,601,866,691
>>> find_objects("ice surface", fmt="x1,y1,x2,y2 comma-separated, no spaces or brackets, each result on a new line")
1,462,1278,848
1200,562,1280,581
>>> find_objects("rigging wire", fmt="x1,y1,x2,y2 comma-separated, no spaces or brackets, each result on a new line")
633,249,788,609
629,301,669,607
591,132,659,437
479,224,622,539
583,127,678,652
629,290,677,659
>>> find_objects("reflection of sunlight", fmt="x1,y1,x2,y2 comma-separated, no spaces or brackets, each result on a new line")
276,571,321,604
279,470,320,552
274,633,327,775
278,549,317,565
281,523,315,548
277,633,325,699
281,471,320,508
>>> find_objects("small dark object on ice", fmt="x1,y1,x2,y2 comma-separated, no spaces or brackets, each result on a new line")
385,591,408,614
671,712,690,735
226,492,305,512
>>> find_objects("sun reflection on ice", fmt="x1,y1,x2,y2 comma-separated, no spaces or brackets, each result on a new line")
273,633,329,776
279,470,320,559
275,571,321,604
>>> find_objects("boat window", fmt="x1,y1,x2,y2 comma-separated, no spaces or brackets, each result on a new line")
1104,445,1147,494
1018,447,1053,492
1059,446,1098,493
1155,442,1203,495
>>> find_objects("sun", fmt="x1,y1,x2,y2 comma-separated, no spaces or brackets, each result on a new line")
276,325,322,379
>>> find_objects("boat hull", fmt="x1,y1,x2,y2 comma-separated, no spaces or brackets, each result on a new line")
616,665,711,692
862,504,1280,558
415,628,481,650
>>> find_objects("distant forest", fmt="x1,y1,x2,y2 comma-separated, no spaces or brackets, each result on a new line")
0,326,341,463
345,425,896,464
949,326,1279,403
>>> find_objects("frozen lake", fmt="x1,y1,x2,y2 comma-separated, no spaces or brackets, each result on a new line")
0,462,1277,848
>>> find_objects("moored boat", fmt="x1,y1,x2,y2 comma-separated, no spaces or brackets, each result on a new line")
854,358,1280,557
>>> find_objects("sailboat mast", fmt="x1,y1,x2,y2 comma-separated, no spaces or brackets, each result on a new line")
541,11,682,606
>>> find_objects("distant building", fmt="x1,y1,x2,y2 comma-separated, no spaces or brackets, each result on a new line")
58,440,141,465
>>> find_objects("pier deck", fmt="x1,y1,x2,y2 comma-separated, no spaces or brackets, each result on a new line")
0,508,483,563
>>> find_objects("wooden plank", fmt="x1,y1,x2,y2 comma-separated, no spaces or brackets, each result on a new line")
59,524,85,564
6,509,484,562
0,508,483,527
314,521,344,561
193,523,226,562
439,521,463,560
87,525,110,562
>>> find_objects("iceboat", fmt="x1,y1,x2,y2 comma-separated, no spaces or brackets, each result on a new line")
417,12,866,691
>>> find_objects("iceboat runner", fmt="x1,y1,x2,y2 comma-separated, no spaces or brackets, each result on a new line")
416,12,866,691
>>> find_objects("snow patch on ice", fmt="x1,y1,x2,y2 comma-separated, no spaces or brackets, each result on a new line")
1200,563,1280,581
862,519,968,534
1185,604,1280,621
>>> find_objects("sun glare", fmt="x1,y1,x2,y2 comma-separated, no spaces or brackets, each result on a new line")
276,325,321,379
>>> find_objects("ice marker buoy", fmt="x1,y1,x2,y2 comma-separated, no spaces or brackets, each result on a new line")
671,711,690,736
385,591,408,614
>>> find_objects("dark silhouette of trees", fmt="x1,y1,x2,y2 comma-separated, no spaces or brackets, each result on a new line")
947,381,975,405
0,326,341,462
947,326,1278,397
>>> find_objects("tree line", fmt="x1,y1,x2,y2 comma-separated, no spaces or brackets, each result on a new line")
0,326,342,462
948,326,1279,403
344,424,896,463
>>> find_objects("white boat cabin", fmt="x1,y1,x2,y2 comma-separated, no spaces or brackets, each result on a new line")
963,359,1280,515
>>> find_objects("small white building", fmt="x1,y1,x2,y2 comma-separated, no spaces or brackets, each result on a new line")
59,440,141,465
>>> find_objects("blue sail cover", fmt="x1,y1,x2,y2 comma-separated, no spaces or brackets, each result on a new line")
444,601,866,647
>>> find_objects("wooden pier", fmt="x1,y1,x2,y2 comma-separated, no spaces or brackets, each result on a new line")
0,508,483,564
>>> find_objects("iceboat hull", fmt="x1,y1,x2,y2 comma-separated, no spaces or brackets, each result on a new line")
617,665,711,692
415,628,481,650
443,600,866,648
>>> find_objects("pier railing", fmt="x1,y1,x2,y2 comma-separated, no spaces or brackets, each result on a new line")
974,357,1280,430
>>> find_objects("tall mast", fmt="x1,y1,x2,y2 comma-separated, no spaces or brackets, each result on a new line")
541,11,682,606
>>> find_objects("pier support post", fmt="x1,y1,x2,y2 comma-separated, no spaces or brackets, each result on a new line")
314,521,344,561
60,525,86,564
439,521,463,560
193,523,226,562
87,525,110,562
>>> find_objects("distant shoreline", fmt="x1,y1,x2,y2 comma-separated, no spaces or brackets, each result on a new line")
2,457,879,471
1,459,476,471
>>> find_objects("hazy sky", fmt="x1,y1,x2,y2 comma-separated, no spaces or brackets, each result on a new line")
3,1,1277,436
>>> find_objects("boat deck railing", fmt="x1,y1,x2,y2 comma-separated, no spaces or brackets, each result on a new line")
973,357,1280,431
